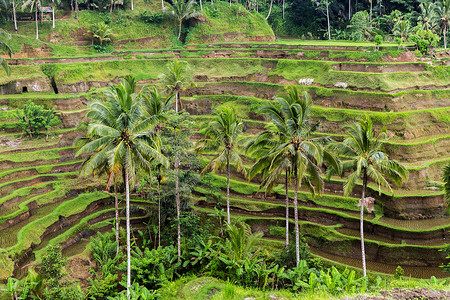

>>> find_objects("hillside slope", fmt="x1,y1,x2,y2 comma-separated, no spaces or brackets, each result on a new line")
3,0,274,57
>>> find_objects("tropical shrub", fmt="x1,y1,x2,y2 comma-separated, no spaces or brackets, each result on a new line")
410,28,440,55
121,245,179,290
139,11,165,24
347,11,373,41
440,244,450,273
40,245,84,300
87,232,121,299
442,163,450,201
16,100,59,138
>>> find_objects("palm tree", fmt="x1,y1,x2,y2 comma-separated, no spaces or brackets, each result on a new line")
418,1,436,31
159,60,193,258
76,77,169,297
393,19,411,43
434,0,450,48
328,117,407,276
90,23,113,46
164,0,202,40
22,0,41,40
0,29,13,75
159,60,194,112
248,87,340,266
140,86,174,247
196,106,247,224
246,107,292,247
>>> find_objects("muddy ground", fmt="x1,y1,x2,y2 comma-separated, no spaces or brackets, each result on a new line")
341,288,450,300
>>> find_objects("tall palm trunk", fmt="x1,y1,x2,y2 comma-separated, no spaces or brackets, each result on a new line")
125,169,131,298
360,170,367,276
226,150,230,224
293,174,299,266
348,0,351,19
175,95,181,258
158,180,161,247
75,0,78,19
114,181,120,256
370,0,372,22
444,25,447,49
175,92,178,112
162,0,164,9
326,2,331,40
178,19,182,40
131,0,133,10
282,0,285,18
52,6,55,29
175,156,181,258
13,0,18,32
266,0,274,19
285,172,289,247
35,5,39,40
200,0,202,11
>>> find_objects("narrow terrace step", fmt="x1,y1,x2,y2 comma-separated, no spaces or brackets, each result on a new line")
0,160,82,185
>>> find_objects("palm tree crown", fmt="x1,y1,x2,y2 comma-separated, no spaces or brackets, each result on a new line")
196,105,247,224
164,0,202,40
434,0,450,48
418,1,436,30
159,60,194,112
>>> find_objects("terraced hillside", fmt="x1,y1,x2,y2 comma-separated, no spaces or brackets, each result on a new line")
1,42,449,281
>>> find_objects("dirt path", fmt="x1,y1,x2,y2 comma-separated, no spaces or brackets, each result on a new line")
341,288,450,300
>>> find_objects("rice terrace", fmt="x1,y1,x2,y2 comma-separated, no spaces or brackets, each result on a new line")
0,0,450,299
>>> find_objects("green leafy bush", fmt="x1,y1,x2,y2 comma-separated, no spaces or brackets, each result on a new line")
410,28,440,55
394,265,404,279
443,164,450,201
122,245,179,290
140,11,165,24
347,11,373,41
16,100,59,138
40,245,84,300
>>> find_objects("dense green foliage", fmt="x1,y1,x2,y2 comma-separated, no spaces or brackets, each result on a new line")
16,100,60,138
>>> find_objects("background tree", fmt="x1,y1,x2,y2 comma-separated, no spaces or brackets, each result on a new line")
393,19,411,42
328,117,407,276
159,60,194,112
160,110,198,258
196,105,247,224
0,28,12,75
418,1,435,31
76,76,168,297
164,0,202,40
140,86,174,247
159,60,194,258
312,0,332,40
434,0,450,48
347,11,373,41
